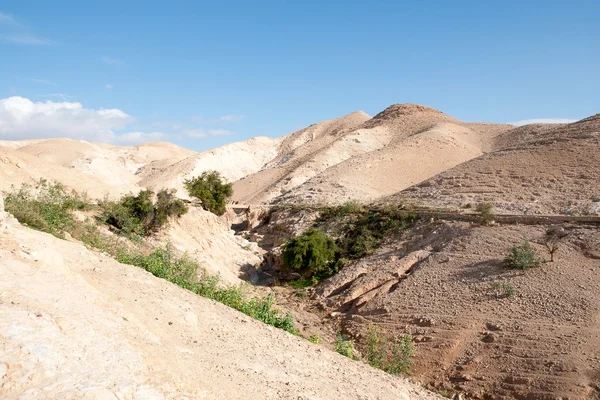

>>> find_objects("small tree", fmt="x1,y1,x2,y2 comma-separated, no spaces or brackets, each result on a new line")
282,229,338,279
543,227,567,262
185,171,233,216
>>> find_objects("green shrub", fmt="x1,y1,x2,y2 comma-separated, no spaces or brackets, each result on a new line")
476,202,494,223
288,277,318,289
338,209,419,259
504,242,541,270
338,200,362,215
490,281,515,298
282,229,338,280
4,179,88,238
102,189,187,236
366,325,415,375
335,335,357,359
184,171,232,216
308,335,322,344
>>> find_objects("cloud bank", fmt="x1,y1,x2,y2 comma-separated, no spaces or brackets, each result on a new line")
0,96,237,145
0,96,133,142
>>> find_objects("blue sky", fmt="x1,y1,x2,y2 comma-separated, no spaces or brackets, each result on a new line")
1,1,598,151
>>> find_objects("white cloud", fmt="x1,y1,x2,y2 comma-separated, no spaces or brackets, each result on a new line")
114,131,166,145
219,114,245,122
29,78,59,87
0,96,133,142
182,128,235,139
0,12,55,45
101,56,124,65
0,34,55,45
0,12,19,26
35,93,74,101
105,84,113,89
512,118,577,126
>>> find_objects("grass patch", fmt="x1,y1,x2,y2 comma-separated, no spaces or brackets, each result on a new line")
4,179,89,238
335,334,358,359
308,335,323,344
490,281,515,298
366,325,415,375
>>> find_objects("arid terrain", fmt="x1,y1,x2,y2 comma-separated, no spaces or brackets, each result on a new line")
1,103,599,399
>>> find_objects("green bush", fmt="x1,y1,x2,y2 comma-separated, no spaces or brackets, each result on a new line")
476,202,494,223
335,335,357,359
339,209,419,259
504,241,541,270
184,171,232,216
282,229,338,280
102,189,187,236
366,325,415,375
4,179,88,238
490,281,515,298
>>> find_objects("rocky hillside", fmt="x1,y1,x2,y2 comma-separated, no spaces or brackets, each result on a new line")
0,200,439,399
232,105,512,205
389,114,600,215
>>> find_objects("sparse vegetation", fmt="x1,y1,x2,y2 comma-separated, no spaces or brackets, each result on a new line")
476,202,494,223
282,228,338,280
490,281,515,298
102,189,188,236
288,277,318,289
335,334,357,359
504,241,541,270
308,335,322,344
184,170,232,216
333,200,362,217
4,179,89,238
366,325,415,375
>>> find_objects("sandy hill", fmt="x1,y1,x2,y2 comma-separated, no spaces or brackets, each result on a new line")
232,105,512,205
0,204,438,399
137,136,283,199
0,145,136,199
389,114,600,215
0,138,196,199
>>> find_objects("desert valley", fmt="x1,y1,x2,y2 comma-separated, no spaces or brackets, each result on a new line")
1,102,599,399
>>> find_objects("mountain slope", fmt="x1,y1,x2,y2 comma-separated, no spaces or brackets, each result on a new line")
389,114,600,215
233,105,512,205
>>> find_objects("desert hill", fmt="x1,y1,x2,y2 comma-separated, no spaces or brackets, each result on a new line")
389,114,600,215
138,136,283,198
0,205,438,399
232,104,513,205
0,138,195,198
